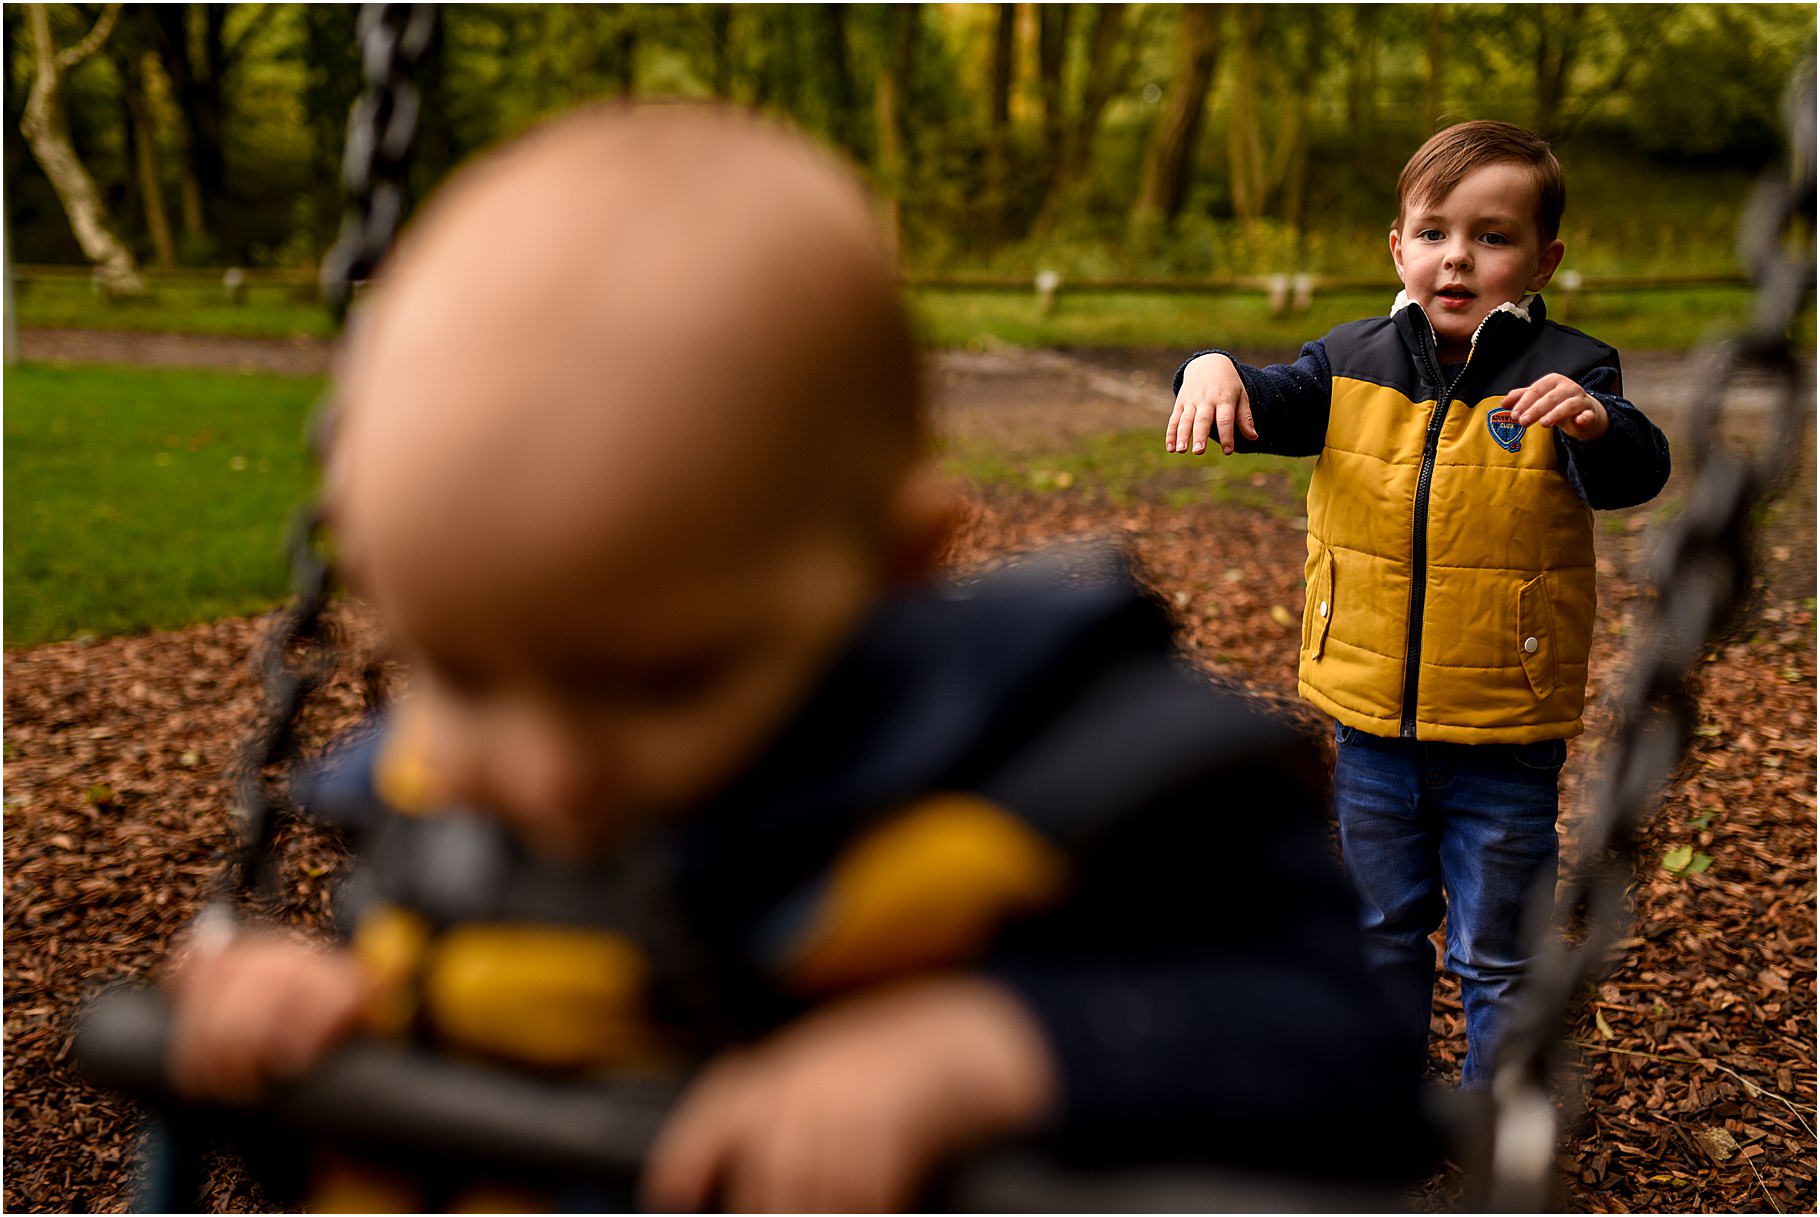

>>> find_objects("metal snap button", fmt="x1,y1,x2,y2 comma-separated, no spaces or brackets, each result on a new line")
1318,600,1329,618
1523,636,1539,653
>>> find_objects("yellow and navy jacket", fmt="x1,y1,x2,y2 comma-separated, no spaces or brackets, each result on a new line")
1176,296,1670,744
296,548,1435,1182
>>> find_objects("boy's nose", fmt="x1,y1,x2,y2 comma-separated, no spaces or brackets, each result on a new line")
1444,243,1472,271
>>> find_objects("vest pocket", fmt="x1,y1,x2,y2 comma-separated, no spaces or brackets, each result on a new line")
1516,573,1558,700
1304,546,1334,661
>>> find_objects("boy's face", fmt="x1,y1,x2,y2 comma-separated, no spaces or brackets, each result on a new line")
1389,161,1565,359
364,517,889,861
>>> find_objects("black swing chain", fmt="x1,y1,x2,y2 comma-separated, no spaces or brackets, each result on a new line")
1485,65,1816,1210
212,5,438,910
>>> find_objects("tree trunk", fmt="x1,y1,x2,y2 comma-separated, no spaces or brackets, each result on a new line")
150,6,225,255
613,21,639,96
1064,4,1126,186
1036,4,1071,193
303,3,360,254
1263,8,1319,234
1346,5,1379,129
1034,3,1127,235
1424,5,1446,134
121,51,176,268
983,3,1015,238
19,4,145,295
708,5,733,98
810,6,859,158
1533,6,1582,141
1227,7,1265,223
873,5,920,255
1131,4,1221,234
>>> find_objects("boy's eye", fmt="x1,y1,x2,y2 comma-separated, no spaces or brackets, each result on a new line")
1418,229,1444,242
1481,232,1510,246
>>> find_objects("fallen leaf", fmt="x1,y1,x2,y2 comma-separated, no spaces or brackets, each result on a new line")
1696,1127,1740,1162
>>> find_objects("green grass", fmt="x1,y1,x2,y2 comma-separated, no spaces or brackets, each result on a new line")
940,425,1314,513
5,364,324,646
12,275,336,339
18,271,1808,356
911,284,1809,356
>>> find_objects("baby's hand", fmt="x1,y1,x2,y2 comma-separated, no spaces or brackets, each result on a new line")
164,924,370,1105
1502,373,1609,441
1167,354,1256,456
641,978,1054,1213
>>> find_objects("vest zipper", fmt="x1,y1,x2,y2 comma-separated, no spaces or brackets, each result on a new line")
1398,308,1492,738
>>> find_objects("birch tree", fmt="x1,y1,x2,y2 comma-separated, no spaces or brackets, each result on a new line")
19,3,145,295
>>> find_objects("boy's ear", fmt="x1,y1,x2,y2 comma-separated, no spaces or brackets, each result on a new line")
1529,239,1566,293
1388,227,1404,275
885,460,961,584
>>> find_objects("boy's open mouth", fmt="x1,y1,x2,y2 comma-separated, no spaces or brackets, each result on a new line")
1435,285,1476,310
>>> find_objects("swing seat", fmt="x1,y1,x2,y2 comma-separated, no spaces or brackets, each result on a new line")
79,986,1424,1213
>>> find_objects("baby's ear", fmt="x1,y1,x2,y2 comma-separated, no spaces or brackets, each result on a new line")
885,460,961,584
1529,238,1566,292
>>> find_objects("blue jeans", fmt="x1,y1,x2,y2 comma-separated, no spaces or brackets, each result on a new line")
1332,723,1564,1087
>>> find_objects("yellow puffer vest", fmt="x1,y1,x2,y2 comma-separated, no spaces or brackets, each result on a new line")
1301,301,1613,743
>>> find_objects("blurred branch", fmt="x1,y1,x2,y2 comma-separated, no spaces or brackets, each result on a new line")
53,2,121,71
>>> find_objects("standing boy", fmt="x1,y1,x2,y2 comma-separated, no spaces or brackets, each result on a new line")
1165,121,1671,1085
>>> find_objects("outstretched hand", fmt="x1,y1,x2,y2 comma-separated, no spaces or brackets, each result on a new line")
1502,372,1609,441
1166,354,1256,456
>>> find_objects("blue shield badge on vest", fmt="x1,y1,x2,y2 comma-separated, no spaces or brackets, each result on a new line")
1487,408,1526,453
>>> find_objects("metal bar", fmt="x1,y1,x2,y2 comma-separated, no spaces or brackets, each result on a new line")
76,986,1414,1213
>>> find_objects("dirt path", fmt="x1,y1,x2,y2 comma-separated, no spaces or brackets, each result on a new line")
18,328,337,376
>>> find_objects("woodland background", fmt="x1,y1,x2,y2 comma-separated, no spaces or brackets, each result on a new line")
8,3,1816,288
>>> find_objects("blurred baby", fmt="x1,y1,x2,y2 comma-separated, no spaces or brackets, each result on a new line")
163,103,1434,1210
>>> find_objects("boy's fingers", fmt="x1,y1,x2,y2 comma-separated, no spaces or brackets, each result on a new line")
1533,390,1590,429
1239,393,1259,441
1189,398,1216,455
1165,396,1188,453
1514,384,1572,426
1214,397,1237,454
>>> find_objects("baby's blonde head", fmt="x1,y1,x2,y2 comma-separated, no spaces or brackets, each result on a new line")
326,104,951,855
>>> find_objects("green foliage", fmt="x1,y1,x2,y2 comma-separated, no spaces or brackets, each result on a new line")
6,3,1813,280
1617,5,1816,167
4,364,322,645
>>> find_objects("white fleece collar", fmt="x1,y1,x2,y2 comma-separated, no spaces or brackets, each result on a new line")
1392,290,1537,322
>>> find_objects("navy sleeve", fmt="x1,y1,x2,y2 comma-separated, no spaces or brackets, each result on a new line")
1554,361,1672,510
1172,341,1333,458
987,760,1437,1183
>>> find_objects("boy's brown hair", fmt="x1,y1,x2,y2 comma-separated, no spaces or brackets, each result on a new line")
1396,120,1566,240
